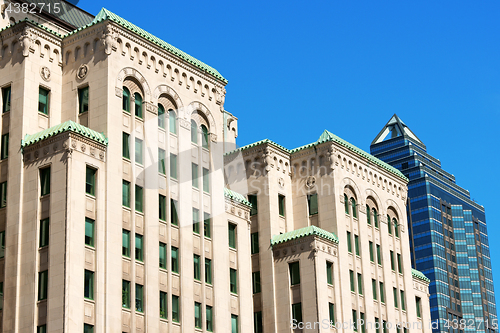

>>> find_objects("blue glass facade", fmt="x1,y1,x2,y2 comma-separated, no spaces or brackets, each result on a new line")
370,115,496,333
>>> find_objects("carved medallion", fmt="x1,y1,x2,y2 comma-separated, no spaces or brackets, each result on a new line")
40,66,51,81
77,64,89,80
305,176,316,189
278,177,285,189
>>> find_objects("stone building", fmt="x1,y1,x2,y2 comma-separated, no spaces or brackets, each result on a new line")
0,1,431,332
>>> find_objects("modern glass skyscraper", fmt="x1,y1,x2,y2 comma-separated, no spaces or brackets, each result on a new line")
370,115,497,333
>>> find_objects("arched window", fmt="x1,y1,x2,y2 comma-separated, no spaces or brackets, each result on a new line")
169,110,177,134
344,194,349,214
201,125,209,149
393,218,399,237
158,104,165,129
191,120,198,144
134,93,142,118
372,208,378,228
366,205,371,224
387,215,392,234
350,198,357,218
122,87,130,112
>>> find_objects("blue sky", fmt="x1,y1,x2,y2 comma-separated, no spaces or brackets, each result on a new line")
79,0,500,302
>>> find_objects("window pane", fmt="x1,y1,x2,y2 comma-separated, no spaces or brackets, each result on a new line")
195,302,202,328
390,251,395,271
252,271,261,294
159,242,167,269
38,270,48,300
158,104,165,128
377,244,381,265
191,120,198,144
397,254,402,273
231,314,239,333
205,258,212,284
206,305,213,332
122,280,130,308
172,295,180,322
278,194,285,217
122,87,130,112
350,270,355,292
0,181,6,208
170,154,177,179
351,198,357,218
0,231,4,258
135,234,143,261
329,303,335,325
2,87,11,113
203,168,210,193
158,149,166,174
228,223,236,249
134,93,142,118
79,86,89,114
291,303,302,322
251,232,259,254
159,194,166,221
380,282,385,303
171,246,179,273
135,138,143,165
40,167,50,196
135,185,143,212
401,290,406,311
83,217,93,246
347,231,352,253
254,311,263,333
192,163,198,188
135,284,144,312
83,324,94,333
355,235,360,256
230,268,237,294
169,110,177,134
39,218,49,248
248,194,258,216
387,215,392,234
373,209,379,227
37,325,46,333
366,205,371,224
326,262,333,285
122,230,130,257
85,167,96,196
194,254,201,280
289,262,300,285
201,125,209,149
372,279,377,300
1,133,8,160
393,218,399,237
308,193,318,215
160,291,168,319
122,132,130,159
84,270,94,300
170,199,178,225
192,208,200,234
369,241,374,262
393,288,398,308
344,194,349,214
204,212,211,238
38,87,49,114
122,180,130,207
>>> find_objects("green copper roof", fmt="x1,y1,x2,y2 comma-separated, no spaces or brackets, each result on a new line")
411,268,430,283
21,120,108,148
271,226,339,247
224,188,251,207
75,8,226,83
224,139,289,156
23,0,94,29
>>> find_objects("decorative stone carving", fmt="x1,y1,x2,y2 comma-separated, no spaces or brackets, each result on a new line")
40,66,51,81
210,133,217,142
81,144,86,152
102,25,116,55
19,28,33,57
43,147,49,155
305,176,316,189
278,177,285,189
179,118,190,130
99,151,104,160
77,64,89,80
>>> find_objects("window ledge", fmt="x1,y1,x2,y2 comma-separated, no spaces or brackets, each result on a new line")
135,260,144,266
84,298,95,304
160,318,168,323
204,236,212,241
134,116,144,122
122,307,132,312
122,206,131,212
172,272,180,277
135,211,144,217
159,267,168,273
84,245,95,251
85,193,96,200
171,224,179,229
122,256,132,262
38,112,49,118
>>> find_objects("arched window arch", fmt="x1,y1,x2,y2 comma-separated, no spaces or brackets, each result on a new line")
122,87,130,112
191,120,198,144
366,204,371,225
158,104,165,129
134,93,143,118
372,208,378,228
387,214,392,234
169,110,177,134
350,197,357,218
201,125,209,149
393,218,399,238
344,194,349,214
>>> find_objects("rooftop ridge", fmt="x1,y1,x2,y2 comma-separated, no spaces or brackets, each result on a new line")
271,226,339,247
411,268,430,283
224,188,251,207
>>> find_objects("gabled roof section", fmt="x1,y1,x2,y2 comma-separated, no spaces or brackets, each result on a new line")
411,268,430,283
224,139,290,156
224,188,251,207
21,120,108,149
371,114,424,146
75,8,226,83
271,226,339,247
292,130,407,181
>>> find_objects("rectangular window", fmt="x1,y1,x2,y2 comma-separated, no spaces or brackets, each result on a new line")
0,181,6,208
377,244,382,265
204,212,211,238
135,284,144,312
248,194,258,216
135,138,143,165
159,242,167,269
230,268,238,294
172,295,180,322
84,270,94,300
85,166,96,196
347,231,352,253
400,290,406,311
135,185,143,212
160,291,168,319
1,133,8,160
360,312,366,333
40,167,50,196
170,153,178,179
0,282,3,311
122,132,130,159
38,87,49,114
203,168,210,193
206,305,214,332
171,199,178,225
84,217,95,246
0,231,4,258
388,215,392,234
38,270,48,301
393,287,398,308
307,193,318,215
289,262,300,286
78,86,89,114
357,273,363,295
352,310,358,332
254,311,263,333
192,163,198,188
329,302,335,325
390,250,395,271
195,302,202,329
2,86,11,113
397,253,402,274
416,297,422,318
84,324,93,333
122,229,130,257
194,254,201,280
171,246,179,273
326,262,333,285
278,194,285,217
372,279,377,300
192,208,200,234
228,223,237,249
122,280,130,308
350,270,355,292
394,221,399,238
159,194,166,221
251,232,259,254
158,148,166,174
231,314,239,333
158,105,165,129
379,282,385,303
291,303,302,323
122,180,130,207
355,234,360,256
375,318,380,333
205,258,212,284
369,241,374,262
135,234,143,261
39,218,49,248
252,271,261,294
